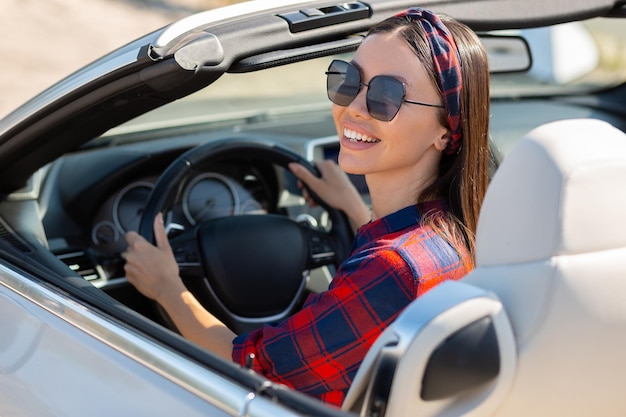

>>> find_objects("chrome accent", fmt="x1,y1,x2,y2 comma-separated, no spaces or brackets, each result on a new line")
311,251,335,260
238,392,256,417
56,250,104,281
155,0,317,47
92,276,128,289
295,213,318,227
165,222,186,237
303,135,339,161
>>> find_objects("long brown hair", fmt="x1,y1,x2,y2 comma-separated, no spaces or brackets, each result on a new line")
368,14,491,265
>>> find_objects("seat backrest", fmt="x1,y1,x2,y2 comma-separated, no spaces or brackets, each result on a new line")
343,119,626,417
464,118,626,416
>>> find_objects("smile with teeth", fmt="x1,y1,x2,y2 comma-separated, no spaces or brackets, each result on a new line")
344,128,381,143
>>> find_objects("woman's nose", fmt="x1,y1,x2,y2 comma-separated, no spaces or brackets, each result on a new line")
346,85,371,119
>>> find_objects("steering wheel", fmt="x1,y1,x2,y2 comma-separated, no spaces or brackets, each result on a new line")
138,139,354,334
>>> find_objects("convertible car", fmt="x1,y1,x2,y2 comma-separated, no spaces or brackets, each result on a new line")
1,0,625,416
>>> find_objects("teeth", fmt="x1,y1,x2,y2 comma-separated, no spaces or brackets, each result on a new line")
344,128,381,143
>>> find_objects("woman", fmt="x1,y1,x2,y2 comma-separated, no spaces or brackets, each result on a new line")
124,7,491,407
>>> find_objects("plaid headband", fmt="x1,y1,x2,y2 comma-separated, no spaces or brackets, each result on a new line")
395,8,463,155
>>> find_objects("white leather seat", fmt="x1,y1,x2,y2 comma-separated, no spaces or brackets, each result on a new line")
343,119,626,417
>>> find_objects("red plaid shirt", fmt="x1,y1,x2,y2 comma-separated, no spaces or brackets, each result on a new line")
232,200,470,406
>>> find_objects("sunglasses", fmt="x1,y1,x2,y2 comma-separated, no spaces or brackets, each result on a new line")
325,59,444,122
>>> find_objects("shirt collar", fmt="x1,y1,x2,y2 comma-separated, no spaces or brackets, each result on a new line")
354,200,447,246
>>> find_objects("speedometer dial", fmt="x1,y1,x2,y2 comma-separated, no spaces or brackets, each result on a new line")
183,173,240,225
113,181,154,233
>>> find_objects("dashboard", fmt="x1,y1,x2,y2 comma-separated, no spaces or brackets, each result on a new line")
40,125,350,290
41,136,291,286
89,161,276,257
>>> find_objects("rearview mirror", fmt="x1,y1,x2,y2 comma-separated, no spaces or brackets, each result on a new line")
480,34,532,73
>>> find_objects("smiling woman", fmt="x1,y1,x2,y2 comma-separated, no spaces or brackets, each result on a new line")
122,7,490,406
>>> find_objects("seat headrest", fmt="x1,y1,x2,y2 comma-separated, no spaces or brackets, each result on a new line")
477,118,626,266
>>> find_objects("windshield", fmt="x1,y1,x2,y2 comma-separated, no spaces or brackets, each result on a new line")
109,17,626,136
107,56,333,136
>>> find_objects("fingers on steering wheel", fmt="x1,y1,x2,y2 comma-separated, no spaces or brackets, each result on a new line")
153,213,171,251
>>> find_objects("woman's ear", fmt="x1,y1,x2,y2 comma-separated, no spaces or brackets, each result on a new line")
434,130,451,152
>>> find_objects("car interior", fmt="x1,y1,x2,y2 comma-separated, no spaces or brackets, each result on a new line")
1,0,626,415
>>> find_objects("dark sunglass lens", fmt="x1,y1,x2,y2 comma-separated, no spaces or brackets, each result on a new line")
326,60,360,106
366,76,406,121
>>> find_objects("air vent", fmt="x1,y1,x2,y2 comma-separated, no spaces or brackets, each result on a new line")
57,250,102,281
0,219,31,253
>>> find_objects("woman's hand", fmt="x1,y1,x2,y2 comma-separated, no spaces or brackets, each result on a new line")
124,212,185,304
123,213,235,359
289,160,371,231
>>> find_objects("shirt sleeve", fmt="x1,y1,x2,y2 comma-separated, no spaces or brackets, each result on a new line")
231,248,416,400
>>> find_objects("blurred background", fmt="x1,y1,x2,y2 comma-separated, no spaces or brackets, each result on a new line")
0,0,244,118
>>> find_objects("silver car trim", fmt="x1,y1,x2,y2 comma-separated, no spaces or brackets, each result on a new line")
0,262,278,415
304,135,339,161
155,0,317,47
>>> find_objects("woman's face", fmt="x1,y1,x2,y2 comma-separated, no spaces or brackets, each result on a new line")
333,32,449,184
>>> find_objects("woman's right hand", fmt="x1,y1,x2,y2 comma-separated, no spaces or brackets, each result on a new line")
289,160,371,231
124,212,185,304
